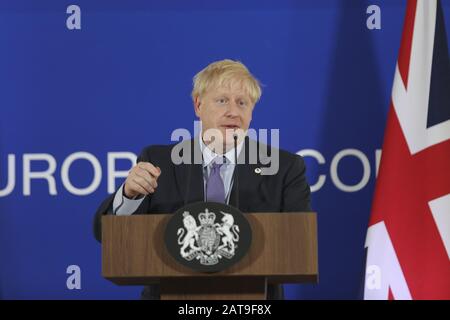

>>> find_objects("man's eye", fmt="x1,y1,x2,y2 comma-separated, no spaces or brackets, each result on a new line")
238,100,247,107
217,98,227,104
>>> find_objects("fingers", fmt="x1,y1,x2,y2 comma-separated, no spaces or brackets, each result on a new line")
137,162,161,179
135,167,158,189
131,176,154,195
124,162,162,198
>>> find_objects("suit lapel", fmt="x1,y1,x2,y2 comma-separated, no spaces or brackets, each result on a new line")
229,137,269,211
174,139,204,204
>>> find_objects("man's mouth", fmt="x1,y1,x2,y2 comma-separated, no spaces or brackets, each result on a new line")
221,125,240,130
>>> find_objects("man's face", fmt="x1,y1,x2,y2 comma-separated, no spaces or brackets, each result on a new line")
194,81,255,151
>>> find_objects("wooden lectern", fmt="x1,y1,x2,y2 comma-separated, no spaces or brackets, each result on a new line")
102,212,318,300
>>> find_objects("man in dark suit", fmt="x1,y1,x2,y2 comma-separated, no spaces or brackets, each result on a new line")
93,59,312,299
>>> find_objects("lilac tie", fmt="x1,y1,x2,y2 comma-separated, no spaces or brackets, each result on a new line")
206,158,225,203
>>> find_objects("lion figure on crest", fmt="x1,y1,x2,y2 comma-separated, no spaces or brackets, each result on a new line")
177,212,200,258
216,212,240,254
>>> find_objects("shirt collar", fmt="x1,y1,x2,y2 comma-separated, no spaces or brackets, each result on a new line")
198,133,245,167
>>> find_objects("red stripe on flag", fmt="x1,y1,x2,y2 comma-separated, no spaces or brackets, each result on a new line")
388,287,395,300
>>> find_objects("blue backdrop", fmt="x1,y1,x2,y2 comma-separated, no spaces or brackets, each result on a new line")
1,0,449,299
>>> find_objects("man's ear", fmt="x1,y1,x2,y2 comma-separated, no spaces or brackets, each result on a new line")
193,96,201,117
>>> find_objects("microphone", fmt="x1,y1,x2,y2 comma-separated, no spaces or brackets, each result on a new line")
233,134,240,209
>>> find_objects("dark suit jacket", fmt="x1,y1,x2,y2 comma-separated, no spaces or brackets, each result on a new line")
93,137,312,299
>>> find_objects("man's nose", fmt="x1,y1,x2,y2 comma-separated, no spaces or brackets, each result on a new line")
225,100,240,117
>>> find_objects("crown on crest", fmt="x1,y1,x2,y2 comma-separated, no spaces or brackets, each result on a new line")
198,208,216,225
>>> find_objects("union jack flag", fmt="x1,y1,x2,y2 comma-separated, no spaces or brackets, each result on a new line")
364,0,450,299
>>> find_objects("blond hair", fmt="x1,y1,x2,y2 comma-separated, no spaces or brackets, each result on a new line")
191,59,262,104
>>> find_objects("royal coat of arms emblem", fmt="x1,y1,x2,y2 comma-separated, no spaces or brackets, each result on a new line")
164,201,252,272
177,209,240,265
